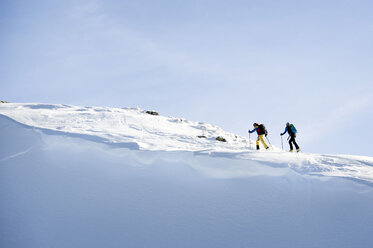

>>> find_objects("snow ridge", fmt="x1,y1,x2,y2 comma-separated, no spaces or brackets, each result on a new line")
1,102,373,185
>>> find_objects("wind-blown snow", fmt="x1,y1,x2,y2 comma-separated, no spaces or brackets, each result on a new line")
1,103,373,248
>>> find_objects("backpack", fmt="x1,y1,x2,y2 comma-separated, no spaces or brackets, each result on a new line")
258,124,268,136
288,124,297,134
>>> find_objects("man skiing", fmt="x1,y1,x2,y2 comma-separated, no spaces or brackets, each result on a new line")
280,122,300,152
248,123,269,150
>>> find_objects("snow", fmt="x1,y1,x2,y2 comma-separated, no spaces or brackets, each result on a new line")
1,102,373,184
1,103,373,248
0,103,250,152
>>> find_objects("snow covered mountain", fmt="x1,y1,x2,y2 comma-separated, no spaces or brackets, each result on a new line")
0,103,250,152
1,103,373,248
1,102,372,183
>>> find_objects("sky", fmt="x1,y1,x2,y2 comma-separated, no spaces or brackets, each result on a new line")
1,0,372,156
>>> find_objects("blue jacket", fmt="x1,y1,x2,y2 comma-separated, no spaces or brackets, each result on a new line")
248,127,258,134
281,124,296,135
281,126,289,136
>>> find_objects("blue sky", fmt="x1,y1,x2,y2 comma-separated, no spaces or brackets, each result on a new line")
1,0,373,156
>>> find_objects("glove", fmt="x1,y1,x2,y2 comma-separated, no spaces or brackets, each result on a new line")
265,133,268,137
280,133,283,136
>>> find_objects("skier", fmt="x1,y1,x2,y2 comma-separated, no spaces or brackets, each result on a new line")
248,123,269,150
280,122,300,152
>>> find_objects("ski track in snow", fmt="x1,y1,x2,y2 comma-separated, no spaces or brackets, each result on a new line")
0,146,35,163
1,103,373,185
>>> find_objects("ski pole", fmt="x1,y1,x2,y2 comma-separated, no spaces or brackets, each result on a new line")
249,132,252,148
265,136,273,149
281,135,283,151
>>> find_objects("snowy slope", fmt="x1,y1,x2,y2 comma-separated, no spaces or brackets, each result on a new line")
1,102,373,248
1,102,372,184
0,103,249,152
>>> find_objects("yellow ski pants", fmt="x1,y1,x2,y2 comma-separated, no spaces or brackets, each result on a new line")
256,135,269,149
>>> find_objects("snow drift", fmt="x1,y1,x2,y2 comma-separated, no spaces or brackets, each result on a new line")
1,103,373,248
